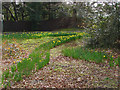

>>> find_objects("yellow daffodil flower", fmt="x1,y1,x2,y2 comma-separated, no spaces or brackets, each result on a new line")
39,60,42,62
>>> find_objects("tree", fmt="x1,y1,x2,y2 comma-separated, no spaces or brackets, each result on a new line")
2,2,29,21
86,2,120,49
2,2,16,21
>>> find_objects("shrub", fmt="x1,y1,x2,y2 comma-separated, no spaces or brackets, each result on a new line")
87,7,120,49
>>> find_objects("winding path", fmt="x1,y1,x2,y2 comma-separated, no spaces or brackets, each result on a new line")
11,39,118,88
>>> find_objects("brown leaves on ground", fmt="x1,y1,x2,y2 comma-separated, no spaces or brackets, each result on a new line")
11,41,119,88
2,40,30,71
2,37,119,88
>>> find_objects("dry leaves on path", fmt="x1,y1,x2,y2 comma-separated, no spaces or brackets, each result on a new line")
11,42,119,88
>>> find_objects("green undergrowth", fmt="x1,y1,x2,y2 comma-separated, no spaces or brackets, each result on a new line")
2,31,80,44
2,31,79,40
2,31,86,88
62,47,120,67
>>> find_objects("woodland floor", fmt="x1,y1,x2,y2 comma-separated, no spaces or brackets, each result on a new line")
10,38,119,88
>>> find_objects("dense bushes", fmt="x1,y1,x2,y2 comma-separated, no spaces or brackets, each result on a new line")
87,3,120,49
88,17,119,48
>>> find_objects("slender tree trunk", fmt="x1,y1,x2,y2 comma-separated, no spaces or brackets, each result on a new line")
3,4,16,21
72,2,77,27
21,2,25,21
12,2,18,21
48,2,51,20
6,9,9,20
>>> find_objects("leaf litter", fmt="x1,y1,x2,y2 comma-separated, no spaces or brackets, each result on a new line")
11,39,119,88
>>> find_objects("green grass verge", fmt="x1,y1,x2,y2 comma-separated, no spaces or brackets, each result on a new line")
62,47,120,67
2,31,79,40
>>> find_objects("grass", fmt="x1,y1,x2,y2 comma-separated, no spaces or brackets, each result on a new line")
2,31,79,40
2,31,86,88
2,31,81,46
19,37,57,51
62,46,120,67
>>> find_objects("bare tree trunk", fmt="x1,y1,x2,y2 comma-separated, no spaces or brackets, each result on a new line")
21,2,25,21
48,2,51,20
12,2,18,21
72,2,77,27
3,4,16,21
6,9,9,20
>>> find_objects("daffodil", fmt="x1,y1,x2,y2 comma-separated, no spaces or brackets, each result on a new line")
103,55,105,57
13,61,15,64
39,60,42,62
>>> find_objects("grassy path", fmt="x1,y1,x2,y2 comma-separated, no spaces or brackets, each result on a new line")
11,39,118,88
